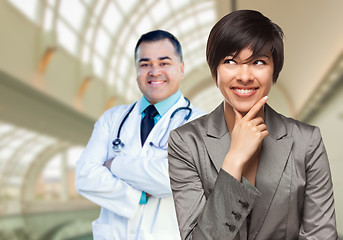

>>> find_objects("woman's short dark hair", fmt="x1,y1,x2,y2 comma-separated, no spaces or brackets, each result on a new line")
135,30,183,62
206,10,284,83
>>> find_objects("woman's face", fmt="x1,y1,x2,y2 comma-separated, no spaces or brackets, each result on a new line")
216,47,274,115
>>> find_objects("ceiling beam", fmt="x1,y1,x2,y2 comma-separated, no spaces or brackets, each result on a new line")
0,70,95,146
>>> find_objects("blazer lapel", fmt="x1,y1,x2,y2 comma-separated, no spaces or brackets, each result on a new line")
203,103,230,172
249,104,294,239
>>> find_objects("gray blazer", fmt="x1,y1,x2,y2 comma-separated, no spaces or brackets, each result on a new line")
168,103,337,240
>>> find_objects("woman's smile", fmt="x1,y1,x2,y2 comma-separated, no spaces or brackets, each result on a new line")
231,87,259,97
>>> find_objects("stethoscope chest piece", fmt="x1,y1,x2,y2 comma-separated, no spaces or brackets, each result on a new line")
112,138,124,152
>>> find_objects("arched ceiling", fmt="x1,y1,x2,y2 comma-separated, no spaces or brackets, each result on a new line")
7,0,217,104
6,0,343,116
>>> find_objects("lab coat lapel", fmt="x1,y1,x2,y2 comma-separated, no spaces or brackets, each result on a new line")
249,104,293,239
142,96,188,149
203,103,230,172
120,100,143,152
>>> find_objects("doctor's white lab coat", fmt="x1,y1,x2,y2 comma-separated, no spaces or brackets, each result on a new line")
75,96,204,240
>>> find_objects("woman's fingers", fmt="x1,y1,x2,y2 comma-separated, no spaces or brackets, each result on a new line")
245,96,268,120
249,117,264,126
256,124,269,138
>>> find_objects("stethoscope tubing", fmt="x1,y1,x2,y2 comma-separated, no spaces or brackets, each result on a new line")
116,102,136,139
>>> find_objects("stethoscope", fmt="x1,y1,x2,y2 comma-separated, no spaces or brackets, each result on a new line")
112,97,192,152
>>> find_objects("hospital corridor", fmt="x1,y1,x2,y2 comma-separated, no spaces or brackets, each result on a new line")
0,0,342,239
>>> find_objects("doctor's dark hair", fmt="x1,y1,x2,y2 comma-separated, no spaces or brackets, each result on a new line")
206,10,284,83
134,30,183,62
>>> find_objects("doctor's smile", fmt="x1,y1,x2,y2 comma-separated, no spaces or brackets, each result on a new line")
148,79,166,85
147,75,167,86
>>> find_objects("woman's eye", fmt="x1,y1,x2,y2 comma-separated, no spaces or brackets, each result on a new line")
224,59,236,64
254,60,266,65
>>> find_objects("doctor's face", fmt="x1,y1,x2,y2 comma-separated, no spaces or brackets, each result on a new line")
135,39,184,104
216,47,274,115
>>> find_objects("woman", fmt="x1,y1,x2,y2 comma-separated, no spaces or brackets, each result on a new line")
168,10,337,239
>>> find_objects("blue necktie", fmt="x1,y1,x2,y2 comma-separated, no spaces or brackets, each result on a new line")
141,105,158,146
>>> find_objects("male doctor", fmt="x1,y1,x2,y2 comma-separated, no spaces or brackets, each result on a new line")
75,30,204,239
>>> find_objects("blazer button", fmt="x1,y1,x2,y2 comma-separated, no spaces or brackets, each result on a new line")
239,200,249,209
232,211,242,220
225,223,236,232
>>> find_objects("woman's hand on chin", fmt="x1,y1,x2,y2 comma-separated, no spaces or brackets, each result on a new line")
222,96,269,180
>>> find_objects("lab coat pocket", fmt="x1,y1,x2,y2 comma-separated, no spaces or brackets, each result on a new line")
92,221,113,240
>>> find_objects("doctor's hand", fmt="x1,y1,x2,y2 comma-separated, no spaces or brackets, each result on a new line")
222,96,269,180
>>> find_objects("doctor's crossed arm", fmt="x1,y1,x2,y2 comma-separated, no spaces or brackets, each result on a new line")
75,30,204,240
103,146,173,198
76,107,142,219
